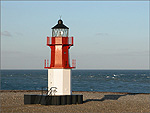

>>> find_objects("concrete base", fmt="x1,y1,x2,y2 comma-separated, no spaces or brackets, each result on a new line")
24,94,83,105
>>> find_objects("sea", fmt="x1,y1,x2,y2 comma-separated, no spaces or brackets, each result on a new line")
1,70,150,93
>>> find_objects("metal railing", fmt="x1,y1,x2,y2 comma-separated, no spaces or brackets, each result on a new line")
48,87,57,95
44,59,50,68
41,87,57,95
72,59,76,68
44,59,76,68
41,87,48,95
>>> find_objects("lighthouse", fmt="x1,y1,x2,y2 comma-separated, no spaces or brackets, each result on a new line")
24,19,83,105
44,19,75,95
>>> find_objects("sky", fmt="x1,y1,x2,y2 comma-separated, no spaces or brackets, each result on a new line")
1,1,149,70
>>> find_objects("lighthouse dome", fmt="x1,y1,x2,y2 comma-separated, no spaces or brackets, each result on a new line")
52,19,69,29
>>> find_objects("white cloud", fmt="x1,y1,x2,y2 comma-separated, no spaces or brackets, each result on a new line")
96,33,109,36
15,32,23,36
1,31,12,37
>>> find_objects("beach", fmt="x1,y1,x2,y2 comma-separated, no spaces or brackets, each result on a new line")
0,90,150,113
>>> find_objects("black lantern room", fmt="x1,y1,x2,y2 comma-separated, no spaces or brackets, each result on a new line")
52,19,69,37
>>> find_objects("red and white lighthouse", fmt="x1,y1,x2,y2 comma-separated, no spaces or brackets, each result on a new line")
24,19,82,105
44,19,75,95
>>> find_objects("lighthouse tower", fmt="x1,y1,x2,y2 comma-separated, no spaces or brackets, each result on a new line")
44,19,75,95
24,19,83,105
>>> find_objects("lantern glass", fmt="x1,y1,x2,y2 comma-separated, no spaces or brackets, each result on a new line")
52,29,68,37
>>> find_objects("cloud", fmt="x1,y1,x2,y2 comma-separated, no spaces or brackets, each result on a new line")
1,31,12,37
96,32,109,36
2,51,22,55
15,32,23,36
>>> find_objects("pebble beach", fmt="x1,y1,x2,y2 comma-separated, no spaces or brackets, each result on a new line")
0,90,150,113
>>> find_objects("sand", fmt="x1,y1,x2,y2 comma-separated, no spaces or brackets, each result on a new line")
0,90,150,113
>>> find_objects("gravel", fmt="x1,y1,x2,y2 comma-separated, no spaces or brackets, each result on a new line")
0,90,150,113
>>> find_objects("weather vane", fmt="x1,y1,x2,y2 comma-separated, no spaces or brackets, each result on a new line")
59,15,62,19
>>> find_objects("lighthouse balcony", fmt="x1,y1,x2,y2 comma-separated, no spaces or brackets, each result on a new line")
47,37,74,46
44,59,76,69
